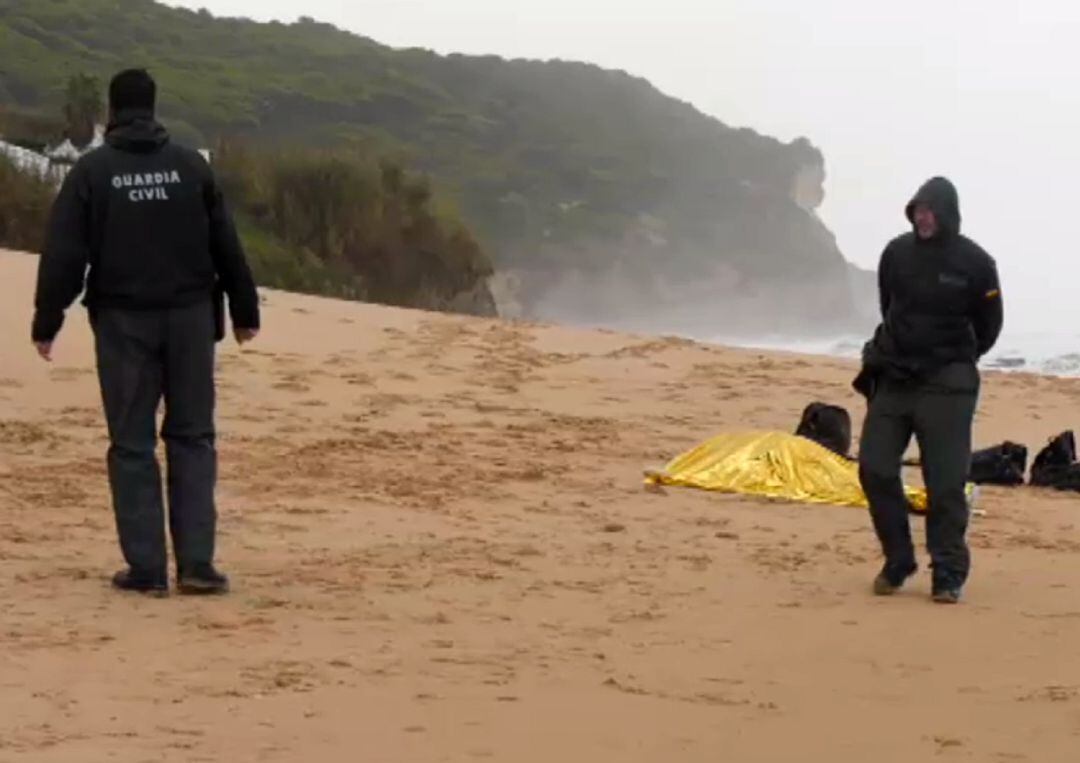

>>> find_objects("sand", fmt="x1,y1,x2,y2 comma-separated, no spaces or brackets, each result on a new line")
1,247,1079,762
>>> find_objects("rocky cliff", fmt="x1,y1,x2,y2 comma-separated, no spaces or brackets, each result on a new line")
491,143,875,338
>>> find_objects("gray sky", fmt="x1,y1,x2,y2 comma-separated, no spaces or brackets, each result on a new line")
164,0,1080,335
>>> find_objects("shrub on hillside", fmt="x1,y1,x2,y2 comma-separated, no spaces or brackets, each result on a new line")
0,137,495,317
215,142,494,312
0,154,55,252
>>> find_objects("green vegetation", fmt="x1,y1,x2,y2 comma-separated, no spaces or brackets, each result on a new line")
0,105,63,151
0,0,863,329
0,137,495,315
0,154,54,252
215,143,493,312
62,72,102,147
1,62,496,315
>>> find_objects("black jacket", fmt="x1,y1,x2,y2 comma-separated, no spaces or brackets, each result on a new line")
854,177,1003,396
32,109,260,343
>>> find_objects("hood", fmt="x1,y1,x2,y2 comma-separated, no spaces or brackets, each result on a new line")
904,176,961,239
105,108,170,154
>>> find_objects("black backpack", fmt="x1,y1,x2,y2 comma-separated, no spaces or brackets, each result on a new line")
795,402,852,458
969,441,1028,486
1030,431,1080,491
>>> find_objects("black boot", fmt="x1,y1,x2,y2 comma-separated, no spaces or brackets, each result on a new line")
872,561,918,596
931,587,962,604
178,564,230,596
931,575,963,604
112,568,168,596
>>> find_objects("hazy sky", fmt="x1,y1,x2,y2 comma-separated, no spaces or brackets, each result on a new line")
163,0,1080,335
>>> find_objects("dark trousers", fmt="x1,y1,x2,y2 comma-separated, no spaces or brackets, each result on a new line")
858,382,977,588
92,301,217,575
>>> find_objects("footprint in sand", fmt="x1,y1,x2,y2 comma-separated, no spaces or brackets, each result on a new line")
272,381,311,393
49,367,93,382
0,420,65,447
1017,685,1079,703
932,736,966,752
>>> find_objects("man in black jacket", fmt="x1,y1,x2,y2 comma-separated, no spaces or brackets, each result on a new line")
31,69,260,596
855,176,1002,604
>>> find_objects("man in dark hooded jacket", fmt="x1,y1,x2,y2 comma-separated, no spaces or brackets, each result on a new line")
855,176,1002,604
31,69,260,596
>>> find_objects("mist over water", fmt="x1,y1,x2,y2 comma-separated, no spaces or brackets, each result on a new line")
706,329,1080,378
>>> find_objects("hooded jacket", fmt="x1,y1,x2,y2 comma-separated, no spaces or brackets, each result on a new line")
32,108,259,343
854,177,1003,396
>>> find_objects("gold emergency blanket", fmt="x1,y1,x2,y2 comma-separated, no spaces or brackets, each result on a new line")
645,430,929,512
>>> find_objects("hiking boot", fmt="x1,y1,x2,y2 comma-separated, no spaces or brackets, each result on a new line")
112,568,168,596
177,564,230,596
931,587,962,605
872,561,918,596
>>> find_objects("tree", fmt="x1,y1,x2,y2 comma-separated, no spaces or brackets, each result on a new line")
62,74,103,149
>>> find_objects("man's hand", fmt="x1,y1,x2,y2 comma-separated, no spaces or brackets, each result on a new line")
34,341,53,362
234,328,259,345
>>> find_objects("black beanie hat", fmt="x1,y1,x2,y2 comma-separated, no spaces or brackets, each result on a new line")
109,68,156,113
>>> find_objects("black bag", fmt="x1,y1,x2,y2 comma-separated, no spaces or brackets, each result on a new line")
796,402,852,458
969,441,1028,486
1030,431,1080,491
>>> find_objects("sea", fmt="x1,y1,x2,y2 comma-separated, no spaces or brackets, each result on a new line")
713,330,1080,378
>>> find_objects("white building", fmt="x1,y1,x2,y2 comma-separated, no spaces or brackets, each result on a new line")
0,138,67,185
44,124,105,166
2,124,212,187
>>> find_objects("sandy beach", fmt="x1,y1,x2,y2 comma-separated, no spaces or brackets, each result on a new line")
1,246,1079,762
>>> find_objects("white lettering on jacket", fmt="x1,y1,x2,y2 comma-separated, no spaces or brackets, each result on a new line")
111,170,182,202
128,187,171,202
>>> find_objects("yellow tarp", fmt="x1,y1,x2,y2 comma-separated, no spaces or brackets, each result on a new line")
645,430,929,512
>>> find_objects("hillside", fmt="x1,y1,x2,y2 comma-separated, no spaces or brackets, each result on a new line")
0,0,874,335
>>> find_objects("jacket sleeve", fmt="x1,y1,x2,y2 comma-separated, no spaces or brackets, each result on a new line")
877,244,893,319
972,256,1003,357
32,163,91,342
204,170,260,330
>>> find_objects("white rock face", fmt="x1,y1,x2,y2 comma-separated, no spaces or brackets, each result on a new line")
791,161,826,213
